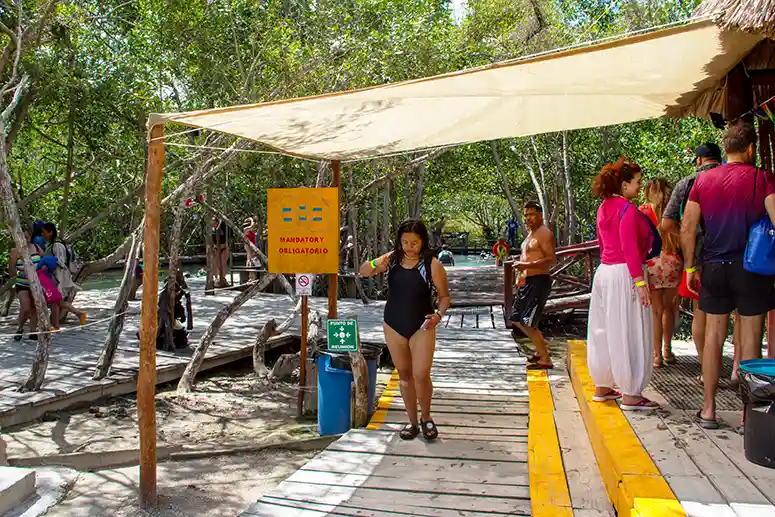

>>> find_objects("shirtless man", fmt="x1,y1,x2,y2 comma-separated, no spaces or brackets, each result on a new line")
511,201,557,369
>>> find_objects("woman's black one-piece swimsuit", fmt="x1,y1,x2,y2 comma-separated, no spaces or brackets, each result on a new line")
384,260,434,339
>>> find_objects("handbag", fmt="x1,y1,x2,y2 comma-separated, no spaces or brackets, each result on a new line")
743,170,775,275
37,269,63,305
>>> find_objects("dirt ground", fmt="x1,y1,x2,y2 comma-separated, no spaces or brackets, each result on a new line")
42,449,317,517
4,360,392,459
3,359,392,516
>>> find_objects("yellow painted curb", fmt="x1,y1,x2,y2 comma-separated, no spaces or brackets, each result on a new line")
366,370,400,430
527,369,573,517
567,340,687,517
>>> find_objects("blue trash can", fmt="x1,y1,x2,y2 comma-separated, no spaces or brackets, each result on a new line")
316,351,379,436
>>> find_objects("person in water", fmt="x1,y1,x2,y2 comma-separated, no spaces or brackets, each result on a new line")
437,244,455,266
511,201,557,368
360,219,451,441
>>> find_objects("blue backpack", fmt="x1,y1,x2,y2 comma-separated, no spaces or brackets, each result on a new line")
743,170,775,276
744,216,775,276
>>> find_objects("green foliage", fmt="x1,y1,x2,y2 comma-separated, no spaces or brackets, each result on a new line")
0,0,728,266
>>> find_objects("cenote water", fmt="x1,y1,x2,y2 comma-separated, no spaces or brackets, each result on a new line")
81,254,494,291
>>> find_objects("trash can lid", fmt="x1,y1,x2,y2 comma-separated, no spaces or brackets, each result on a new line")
739,359,775,377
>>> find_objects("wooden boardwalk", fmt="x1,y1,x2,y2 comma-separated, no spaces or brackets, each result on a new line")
0,283,387,428
568,340,775,517
241,328,574,517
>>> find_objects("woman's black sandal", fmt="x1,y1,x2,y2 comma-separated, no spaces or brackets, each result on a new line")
420,419,439,441
399,423,419,440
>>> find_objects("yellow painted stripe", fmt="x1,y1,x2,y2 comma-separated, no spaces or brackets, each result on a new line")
366,370,400,430
527,368,573,517
567,339,687,517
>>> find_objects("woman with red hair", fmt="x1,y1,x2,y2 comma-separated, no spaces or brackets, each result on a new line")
588,159,660,411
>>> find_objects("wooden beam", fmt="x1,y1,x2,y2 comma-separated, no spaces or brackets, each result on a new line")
749,69,775,86
139,123,165,508
725,63,753,121
328,160,341,319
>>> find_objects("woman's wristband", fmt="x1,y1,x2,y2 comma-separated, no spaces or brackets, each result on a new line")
369,259,377,269
685,266,696,273
635,280,646,287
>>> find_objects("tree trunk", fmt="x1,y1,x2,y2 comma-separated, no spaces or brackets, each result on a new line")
303,311,323,415
165,193,187,347
0,115,52,392
382,176,391,253
529,137,550,221
347,168,369,304
93,231,141,379
252,298,302,376
204,216,215,295
561,131,576,244
252,319,278,378
491,141,527,236
2,288,14,316
315,161,328,188
411,162,425,219
59,80,76,237
177,273,275,394
342,312,368,427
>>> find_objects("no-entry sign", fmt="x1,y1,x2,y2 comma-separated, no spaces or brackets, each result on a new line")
295,274,313,296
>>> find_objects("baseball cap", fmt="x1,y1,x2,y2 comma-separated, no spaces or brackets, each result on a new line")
694,142,722,162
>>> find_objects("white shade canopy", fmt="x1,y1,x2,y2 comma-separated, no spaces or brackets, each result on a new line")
149,20,762,161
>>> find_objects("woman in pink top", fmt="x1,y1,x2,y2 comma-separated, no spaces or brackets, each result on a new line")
587,159,659,411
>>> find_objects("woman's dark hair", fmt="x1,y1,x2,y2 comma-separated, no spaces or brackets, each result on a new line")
591,158,642,199
390,219,431,267
42,222,58,242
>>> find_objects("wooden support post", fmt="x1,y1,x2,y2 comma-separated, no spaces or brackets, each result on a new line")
139,123,164,508
298,295,309,417
329,160,341,319
503,259,514,326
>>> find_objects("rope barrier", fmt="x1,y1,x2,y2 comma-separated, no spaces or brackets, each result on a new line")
0,309,134,338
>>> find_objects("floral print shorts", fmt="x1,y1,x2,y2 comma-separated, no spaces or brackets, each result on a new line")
646,252,682,290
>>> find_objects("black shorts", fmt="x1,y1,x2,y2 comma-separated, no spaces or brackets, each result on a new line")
14,285,29,293
511,275,552,328
700,261,775,316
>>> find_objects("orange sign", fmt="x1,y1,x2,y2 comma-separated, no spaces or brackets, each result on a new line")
267,188,340,274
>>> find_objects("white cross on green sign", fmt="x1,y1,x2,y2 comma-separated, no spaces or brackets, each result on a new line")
327,319,358,352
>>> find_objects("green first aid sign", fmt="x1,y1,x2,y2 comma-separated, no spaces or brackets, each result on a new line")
327,320,359,352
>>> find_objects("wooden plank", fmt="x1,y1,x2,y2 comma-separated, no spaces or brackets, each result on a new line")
377,422,529,437
301,450,530,482
379,410,528,429
264,481,532,515
329,429,528,461
286,469,531,499
253,495,521,517
383,400,529,415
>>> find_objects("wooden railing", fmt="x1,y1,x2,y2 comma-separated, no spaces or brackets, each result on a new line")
504,240,600,322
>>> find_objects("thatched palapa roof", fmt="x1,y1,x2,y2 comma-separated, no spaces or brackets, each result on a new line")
694,0,775,39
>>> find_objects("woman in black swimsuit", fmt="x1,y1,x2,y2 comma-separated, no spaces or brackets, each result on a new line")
360,220,451,441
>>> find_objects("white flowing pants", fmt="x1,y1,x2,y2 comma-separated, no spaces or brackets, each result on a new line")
587,263,654,396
